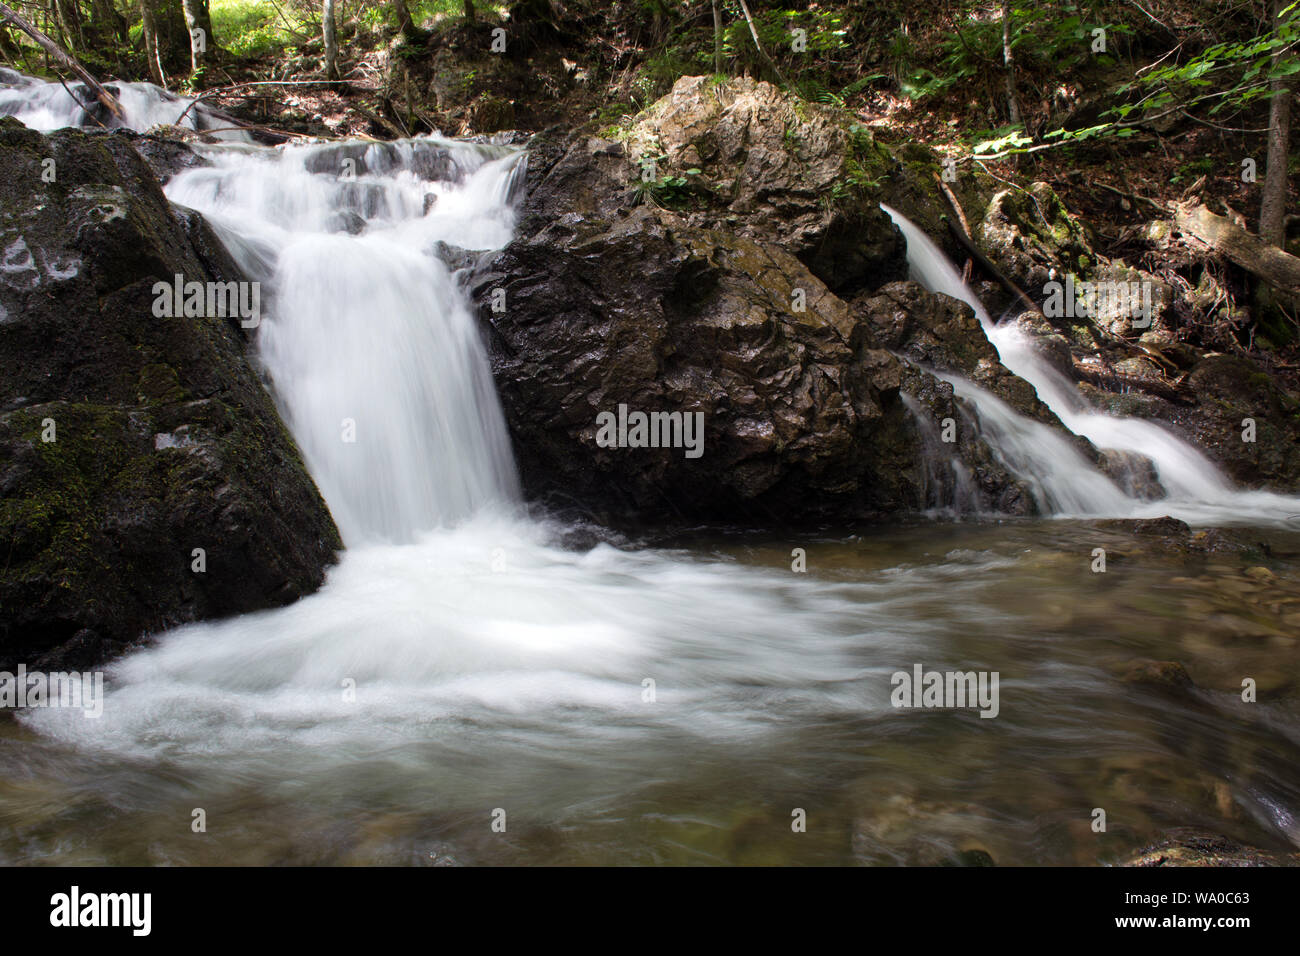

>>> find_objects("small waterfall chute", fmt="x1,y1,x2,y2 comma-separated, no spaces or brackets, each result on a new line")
881,202,1300,526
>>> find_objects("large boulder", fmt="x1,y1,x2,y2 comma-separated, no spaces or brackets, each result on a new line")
472,132,1030,525
624,75,904,295
0,119,341,669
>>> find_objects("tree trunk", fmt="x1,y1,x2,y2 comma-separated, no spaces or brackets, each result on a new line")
322,0,338,80
711,0,723,74
181,0,214,76
1261,0,1297,247
137,0,167,86
90,0,128,44
393,0,416,37
1002,0,1021,126
0,1,124,117
736,0,783,85
54,0,85,50
1176,202,1300,299
0,22,21,63
464,0,476,23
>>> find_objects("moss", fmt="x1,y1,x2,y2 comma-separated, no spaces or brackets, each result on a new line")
137,364,188,404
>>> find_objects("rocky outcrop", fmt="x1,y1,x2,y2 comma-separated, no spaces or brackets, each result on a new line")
624,76,904,295
0,119,341,669
473,126,1031,525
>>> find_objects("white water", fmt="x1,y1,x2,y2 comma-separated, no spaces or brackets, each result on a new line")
166,139,522,542
882,203,1300,526
0,67,249,140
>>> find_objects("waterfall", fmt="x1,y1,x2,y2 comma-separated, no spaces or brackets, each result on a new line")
881,204,1300,526
0,67,249,140
165,139,522,543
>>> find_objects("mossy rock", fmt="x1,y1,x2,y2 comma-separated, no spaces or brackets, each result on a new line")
0,119,341,669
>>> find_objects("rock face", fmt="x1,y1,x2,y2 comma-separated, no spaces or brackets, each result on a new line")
0,119,341,669
473,125,1032,525
625,76,904,295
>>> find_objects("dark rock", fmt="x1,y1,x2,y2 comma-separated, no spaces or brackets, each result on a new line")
1119,658,1194,689
430,240,480,273
472,131,1029,525
0,118,341,670
1098,449,1164,500
1081,353,1300,492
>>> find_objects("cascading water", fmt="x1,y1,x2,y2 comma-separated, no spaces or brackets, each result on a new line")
166,139,524,542
881,203,1300,526
4,80,1300,865
0,67,249,140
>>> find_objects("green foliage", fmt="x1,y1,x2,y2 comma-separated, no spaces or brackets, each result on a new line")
211,0,299,58
1112,2,1300,119
898,3,1125,102
632,152,703,208
719,3,849,63
631,48,706,108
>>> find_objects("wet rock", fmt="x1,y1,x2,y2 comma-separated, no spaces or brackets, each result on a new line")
853,282,1071,429
1122,829,1298,866
430,240,480,273
473,127,1034,525
326,210,367,235
1119,658,1194,690
0,118,341,670
1097,450,1164,500
978,183,1097,293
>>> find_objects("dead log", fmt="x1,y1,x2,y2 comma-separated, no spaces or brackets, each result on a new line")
1174,201,1300,299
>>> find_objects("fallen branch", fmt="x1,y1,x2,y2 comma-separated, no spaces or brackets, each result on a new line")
736,0,787,86
1174,201,1300,299
0,1,123,120
933,172,1039,314
172,78,356,127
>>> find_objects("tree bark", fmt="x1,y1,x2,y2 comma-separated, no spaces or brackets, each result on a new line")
1001,0,1022,126
1176,202,1300,298
181,0,214,76
322,0,338,80
0,22,23,64
0,1,124,117
1261,0,1297,248
90,0,128,45
53,0,85,51
137,0,167,86
464,0,476,22
393,0,417,38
